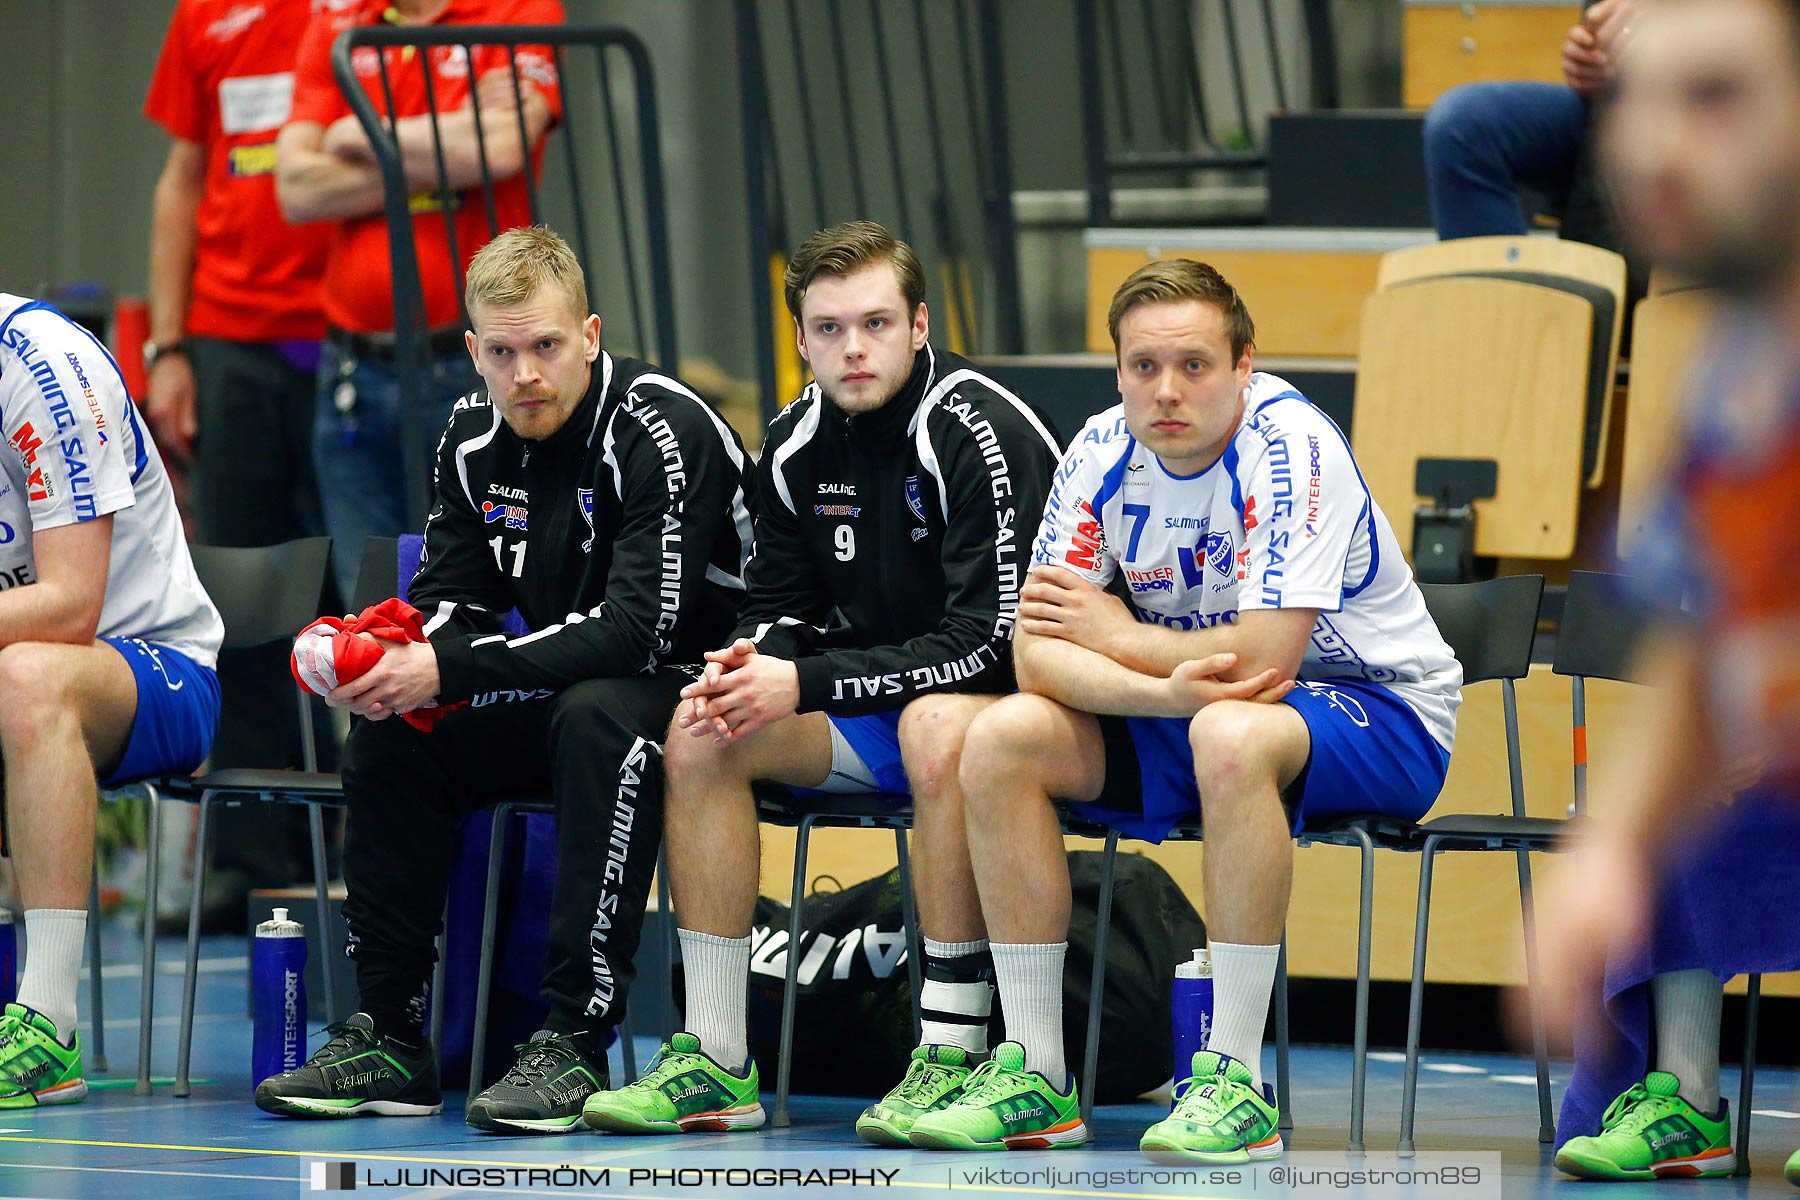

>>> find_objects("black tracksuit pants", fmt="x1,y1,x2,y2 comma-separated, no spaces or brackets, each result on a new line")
339,668,689,1039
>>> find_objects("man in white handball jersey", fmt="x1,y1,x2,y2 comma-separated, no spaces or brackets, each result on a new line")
0,294,223,1109
910,260,1461,1160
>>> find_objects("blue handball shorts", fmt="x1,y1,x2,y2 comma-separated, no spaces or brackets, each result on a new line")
786,709,912,802
99,637,221,787
1067,678,1452,843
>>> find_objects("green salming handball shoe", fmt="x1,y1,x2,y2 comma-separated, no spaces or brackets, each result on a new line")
1554,1072,1734,1180
253,1013,442,1118
1784,1144,1799,1188
580,1032,764,1134
467,1031,608,1134
906,1042,1087,1151
0,1003,85,1108
856,1044,976,1147
1140,1050,1282,1166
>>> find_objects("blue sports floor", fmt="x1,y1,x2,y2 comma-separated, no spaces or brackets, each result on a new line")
1,918,1796,1199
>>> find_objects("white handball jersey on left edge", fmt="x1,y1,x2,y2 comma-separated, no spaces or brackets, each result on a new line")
0,295,222,668
1032,371,1462,751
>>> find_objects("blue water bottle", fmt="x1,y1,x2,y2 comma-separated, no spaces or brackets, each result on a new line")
1171,948,1212,1108
0,909,15,1008
252,908,308,1087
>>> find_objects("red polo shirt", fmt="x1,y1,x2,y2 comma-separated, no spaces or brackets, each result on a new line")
144,0,331,342
288,0,565,334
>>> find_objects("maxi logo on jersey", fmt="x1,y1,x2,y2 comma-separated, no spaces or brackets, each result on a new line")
7,424,52,502
1064,500,1106,571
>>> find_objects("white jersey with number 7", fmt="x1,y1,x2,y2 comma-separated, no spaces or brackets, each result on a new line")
1031,372,1461,751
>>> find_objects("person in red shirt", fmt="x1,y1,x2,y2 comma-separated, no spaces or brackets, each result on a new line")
143,0,331,544
276,0,563,599
143,0,337,916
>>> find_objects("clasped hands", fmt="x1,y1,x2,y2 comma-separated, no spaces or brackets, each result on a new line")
676,639,802,747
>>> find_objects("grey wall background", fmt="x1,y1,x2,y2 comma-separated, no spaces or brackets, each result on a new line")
0,0,1401,380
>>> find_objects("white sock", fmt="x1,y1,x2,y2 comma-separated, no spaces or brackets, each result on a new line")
920,936,992,1054
990,941,1066,1087
1653,969,1723,1114
678,928,751,1073
17,909,86,1043
1206,940,1280,1087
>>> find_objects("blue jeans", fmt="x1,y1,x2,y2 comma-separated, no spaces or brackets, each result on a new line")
313,350,478,601
1423,81,1590,240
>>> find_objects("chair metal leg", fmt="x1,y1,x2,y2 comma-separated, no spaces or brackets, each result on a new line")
1515,847,1554,1144
86,855,107,1073
308,805,338,1025
773,814,816,1129
469,804,515,1100
430,924,446,1074
893,827,922,1041
175,794,213,1097
1079,829,1119,1127
1348,824,1375,1154
1736,973,1760,1178
1399,835,1443,1156
136,786,162,1095
1275,936,1293,1133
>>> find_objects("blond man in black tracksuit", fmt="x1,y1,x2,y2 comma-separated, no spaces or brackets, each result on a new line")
255,225,753,1136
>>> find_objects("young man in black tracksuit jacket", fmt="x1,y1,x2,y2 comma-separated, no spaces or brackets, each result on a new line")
729,345,1044,708
581,221,1062,1141
254,227,753,1135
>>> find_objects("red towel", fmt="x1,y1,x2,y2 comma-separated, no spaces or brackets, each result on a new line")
290,597,462,731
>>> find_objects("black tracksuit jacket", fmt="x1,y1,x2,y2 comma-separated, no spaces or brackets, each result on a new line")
412,350,754,697
736,346,1063,714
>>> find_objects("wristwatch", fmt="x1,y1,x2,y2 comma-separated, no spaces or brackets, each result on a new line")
143,339,188,372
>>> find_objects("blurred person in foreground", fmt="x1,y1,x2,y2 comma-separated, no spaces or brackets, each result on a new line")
1534,0,1800,1183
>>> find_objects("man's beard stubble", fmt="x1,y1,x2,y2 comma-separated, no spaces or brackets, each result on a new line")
821,345,917,414
1663,180,1800,300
